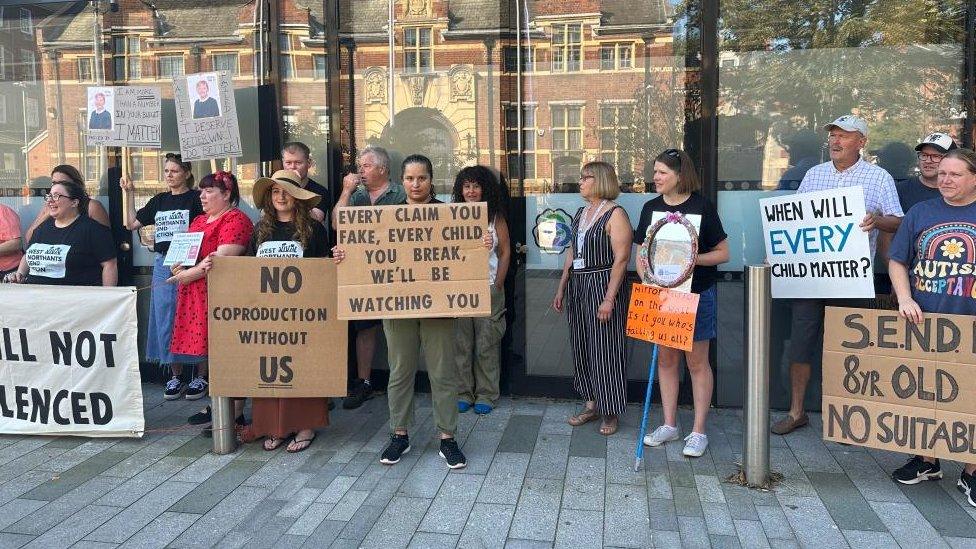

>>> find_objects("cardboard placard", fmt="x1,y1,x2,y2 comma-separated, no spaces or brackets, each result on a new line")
822,307,976,459
207,257,348,398
761,187,873,298
173,72,242,161
335,202,490,320
625,283,699,352
0,286,144,437
85,86,162,148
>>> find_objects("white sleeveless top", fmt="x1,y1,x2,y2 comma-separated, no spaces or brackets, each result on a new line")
487,218,499,286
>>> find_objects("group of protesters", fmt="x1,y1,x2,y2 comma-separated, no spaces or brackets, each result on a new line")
0,116,974,490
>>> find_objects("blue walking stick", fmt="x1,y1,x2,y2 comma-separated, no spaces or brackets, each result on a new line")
634,343,659,472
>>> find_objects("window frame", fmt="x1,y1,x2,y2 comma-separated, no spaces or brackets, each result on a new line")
550,104,584,154
504,104,537,181
112,35,142,81
312,54,327,80
279,33,295,79
503,45,534,73
550,23,582,73
598,103,636,175
157,54,185,79
19,8,32,35
77,56,94,82
600,43,634,71
403,27,433,74
212,51,239,76
21,49,36,82
0,95,6,124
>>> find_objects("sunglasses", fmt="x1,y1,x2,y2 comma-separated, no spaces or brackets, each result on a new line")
662,148,682,166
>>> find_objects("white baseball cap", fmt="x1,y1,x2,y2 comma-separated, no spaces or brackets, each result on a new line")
914,132,957,154
823,115,868,136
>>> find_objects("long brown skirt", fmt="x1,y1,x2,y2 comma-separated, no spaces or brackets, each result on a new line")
250,398,329,439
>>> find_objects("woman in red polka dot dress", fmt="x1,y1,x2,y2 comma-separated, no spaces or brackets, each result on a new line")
168,171,252,427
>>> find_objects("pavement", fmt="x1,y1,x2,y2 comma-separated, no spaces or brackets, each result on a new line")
0,385,975,548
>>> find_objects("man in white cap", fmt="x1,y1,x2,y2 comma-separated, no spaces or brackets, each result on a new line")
771,114,904,435
896,132,958,213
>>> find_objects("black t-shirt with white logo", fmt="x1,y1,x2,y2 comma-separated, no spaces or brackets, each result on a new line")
26,216,116,286
248,219,329,258
135,190,203,254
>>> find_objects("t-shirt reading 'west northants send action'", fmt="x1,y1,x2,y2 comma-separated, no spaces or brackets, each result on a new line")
25,216,116,286
248,219,329,259
889,197,976,316
135,189,203,254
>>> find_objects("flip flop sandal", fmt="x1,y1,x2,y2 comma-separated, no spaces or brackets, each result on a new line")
287,435,315,453
599,418,619,436
263,437,287,451
568,408,600,427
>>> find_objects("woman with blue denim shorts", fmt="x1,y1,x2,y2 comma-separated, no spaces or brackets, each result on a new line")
635,149,729,458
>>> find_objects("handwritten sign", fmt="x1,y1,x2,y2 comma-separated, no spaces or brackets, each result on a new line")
86,86,162,148
335,202,490,319
760,187,872,298
208,257,348,397
822,307,976,459
173,72,242,161
162,232,203,267
625,283,699,352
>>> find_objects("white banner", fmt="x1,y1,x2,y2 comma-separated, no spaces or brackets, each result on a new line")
760,186,874,299
0,286,144,437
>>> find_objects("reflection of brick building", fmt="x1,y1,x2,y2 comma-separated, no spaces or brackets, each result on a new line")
0,4,50,191
329,0,676,194
27,0,677,198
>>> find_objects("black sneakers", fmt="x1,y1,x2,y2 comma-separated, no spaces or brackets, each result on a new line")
343,378,373,410
164,377,186,400
439,438,467,469
380,433,411,465
188,406,212,426
958,471,976,508
892,455,943,485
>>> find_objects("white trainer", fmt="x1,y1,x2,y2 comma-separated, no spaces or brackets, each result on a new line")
682,432,709,457
643,424,680,447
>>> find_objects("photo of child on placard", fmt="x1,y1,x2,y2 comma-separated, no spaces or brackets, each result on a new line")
188,72,221,119
87,87,114,130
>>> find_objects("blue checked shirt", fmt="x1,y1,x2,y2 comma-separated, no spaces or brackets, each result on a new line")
798,158,904,257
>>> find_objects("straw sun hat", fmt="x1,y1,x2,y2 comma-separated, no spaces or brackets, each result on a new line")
252,169,321,208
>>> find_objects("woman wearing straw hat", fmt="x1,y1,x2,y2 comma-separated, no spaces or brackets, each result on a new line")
249,169,330,452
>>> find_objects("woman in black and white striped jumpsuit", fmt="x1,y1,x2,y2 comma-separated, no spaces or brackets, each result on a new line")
553,161,632,436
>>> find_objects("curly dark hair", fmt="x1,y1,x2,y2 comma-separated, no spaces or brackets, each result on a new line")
451,165,505,221
253,185,316,250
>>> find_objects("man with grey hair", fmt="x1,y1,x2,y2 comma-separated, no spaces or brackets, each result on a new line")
334,146,407,409
771,115,903,435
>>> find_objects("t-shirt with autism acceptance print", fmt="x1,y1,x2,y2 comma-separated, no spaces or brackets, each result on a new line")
889,197,976,316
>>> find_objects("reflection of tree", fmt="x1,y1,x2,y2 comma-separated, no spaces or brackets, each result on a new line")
718,0,964,146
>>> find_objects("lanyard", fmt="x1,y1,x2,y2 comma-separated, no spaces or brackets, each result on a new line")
576,200,607,257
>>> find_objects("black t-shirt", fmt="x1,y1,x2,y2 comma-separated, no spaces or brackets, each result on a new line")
305,177,334,248
26,216,116,286
135,190,203,254
895,176,941,214
248,219,329,258
634,192,727,294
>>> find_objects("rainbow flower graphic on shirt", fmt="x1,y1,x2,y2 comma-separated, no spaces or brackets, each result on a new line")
912,222,976,299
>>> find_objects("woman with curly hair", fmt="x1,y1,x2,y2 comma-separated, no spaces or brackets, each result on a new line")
247,169,329,452
451,165,510,415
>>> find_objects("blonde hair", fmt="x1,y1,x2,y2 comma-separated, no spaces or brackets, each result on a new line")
581,161,620,200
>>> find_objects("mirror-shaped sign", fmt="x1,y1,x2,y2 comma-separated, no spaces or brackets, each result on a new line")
637,211,699,291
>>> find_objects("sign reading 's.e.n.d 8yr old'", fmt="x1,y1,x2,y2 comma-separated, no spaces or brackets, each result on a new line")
761,187,873,298
336,202,490,320
822,307,976,460
207,257,348,398
0,286,144,437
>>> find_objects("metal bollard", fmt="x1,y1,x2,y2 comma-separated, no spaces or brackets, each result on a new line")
743,264,771,486
211,396,237,455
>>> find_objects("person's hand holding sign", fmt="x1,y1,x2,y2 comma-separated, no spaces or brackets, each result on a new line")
3,271,25,284
897,296,924,325
859,212,876,232
119,175,135,193
332,245,347,265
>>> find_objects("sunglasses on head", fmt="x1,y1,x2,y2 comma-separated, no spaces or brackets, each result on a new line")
662,148,681,166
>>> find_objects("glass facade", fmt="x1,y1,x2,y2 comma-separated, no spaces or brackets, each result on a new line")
1,0,972,404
